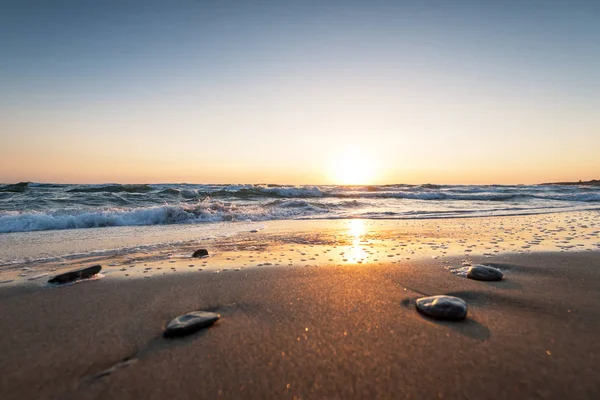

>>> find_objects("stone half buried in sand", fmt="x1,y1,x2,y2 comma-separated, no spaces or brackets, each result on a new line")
47,265,102,284
415,295,467,321
467,265,503,281
163,311,220,338
192,249,209,258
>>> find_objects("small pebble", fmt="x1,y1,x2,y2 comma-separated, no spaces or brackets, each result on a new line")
467,265,503,281
192,249,209,258
48,265,102,284
164,311,220,338
415,295,467,321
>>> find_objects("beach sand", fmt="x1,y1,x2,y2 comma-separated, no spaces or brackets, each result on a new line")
1,214,600,399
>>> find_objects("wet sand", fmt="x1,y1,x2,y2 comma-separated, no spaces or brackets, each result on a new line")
1,251,600,399
2,211,600,285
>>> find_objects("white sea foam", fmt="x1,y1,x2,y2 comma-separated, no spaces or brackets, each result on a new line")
0,201,329,233
253,185,324,197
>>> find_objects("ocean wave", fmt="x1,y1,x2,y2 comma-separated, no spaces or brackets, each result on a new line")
266,199,313,208
176,186,600,202
1,183,599,232
67,184,154,193
9,182,599,202
538,193,600,202
238,185,325,198
420,183,443,189
326,191,524,201
62,184,326,198
334,191,600,202
157,188,181,195
0,200,330,233
1,201,597,233
156,188,202,197
0,182,31,192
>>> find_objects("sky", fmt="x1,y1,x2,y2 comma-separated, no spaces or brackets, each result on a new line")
1,0,599,185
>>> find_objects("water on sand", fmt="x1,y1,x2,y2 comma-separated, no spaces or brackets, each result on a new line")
1,211,599,285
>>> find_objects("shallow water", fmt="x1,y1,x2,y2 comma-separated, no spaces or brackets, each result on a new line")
1,211,599,286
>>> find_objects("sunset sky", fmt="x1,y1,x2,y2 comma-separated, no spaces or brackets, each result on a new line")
1,0,599,185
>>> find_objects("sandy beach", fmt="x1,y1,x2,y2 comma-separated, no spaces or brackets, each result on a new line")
3,1,600,398
1,213,600,399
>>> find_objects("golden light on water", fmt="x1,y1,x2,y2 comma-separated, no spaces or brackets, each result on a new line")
347,219,368,263
329,150,380,185
349,219,366,238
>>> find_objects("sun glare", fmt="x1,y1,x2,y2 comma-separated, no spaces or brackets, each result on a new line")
329,150,379,185
347,219,368,263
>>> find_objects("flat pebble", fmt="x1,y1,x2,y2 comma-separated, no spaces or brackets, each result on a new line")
48,265,102,284
164,311,220,337
467,265,503,281
415,295,467,321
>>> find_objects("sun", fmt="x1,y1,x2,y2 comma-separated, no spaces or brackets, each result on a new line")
329,150,379,185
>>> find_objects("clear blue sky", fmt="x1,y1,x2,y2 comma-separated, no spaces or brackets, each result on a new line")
1,0,599,184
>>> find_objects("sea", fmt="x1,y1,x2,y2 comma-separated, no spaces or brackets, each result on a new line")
1,182,599,234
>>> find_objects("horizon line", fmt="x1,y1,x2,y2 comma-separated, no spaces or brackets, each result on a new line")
2,179,599,187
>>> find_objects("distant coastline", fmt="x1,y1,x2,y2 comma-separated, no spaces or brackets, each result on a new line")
542,180,600,186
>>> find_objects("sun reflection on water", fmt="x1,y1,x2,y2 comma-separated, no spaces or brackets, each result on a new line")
347,219,368,263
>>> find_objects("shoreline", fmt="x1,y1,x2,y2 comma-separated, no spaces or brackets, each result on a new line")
1,251,600,399
1,211,599,287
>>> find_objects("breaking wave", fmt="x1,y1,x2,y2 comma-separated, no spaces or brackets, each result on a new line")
0,200,330,233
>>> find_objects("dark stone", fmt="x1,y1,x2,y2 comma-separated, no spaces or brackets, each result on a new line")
467,265,503,281
48,265,102,284
163,311,219,338
415,295,467,321
192,249,209,258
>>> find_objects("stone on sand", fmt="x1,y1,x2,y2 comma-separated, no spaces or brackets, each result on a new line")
163,311,220,338
467,265,503,281
415,295,467,321
47,265,102,284
192,249,209,258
